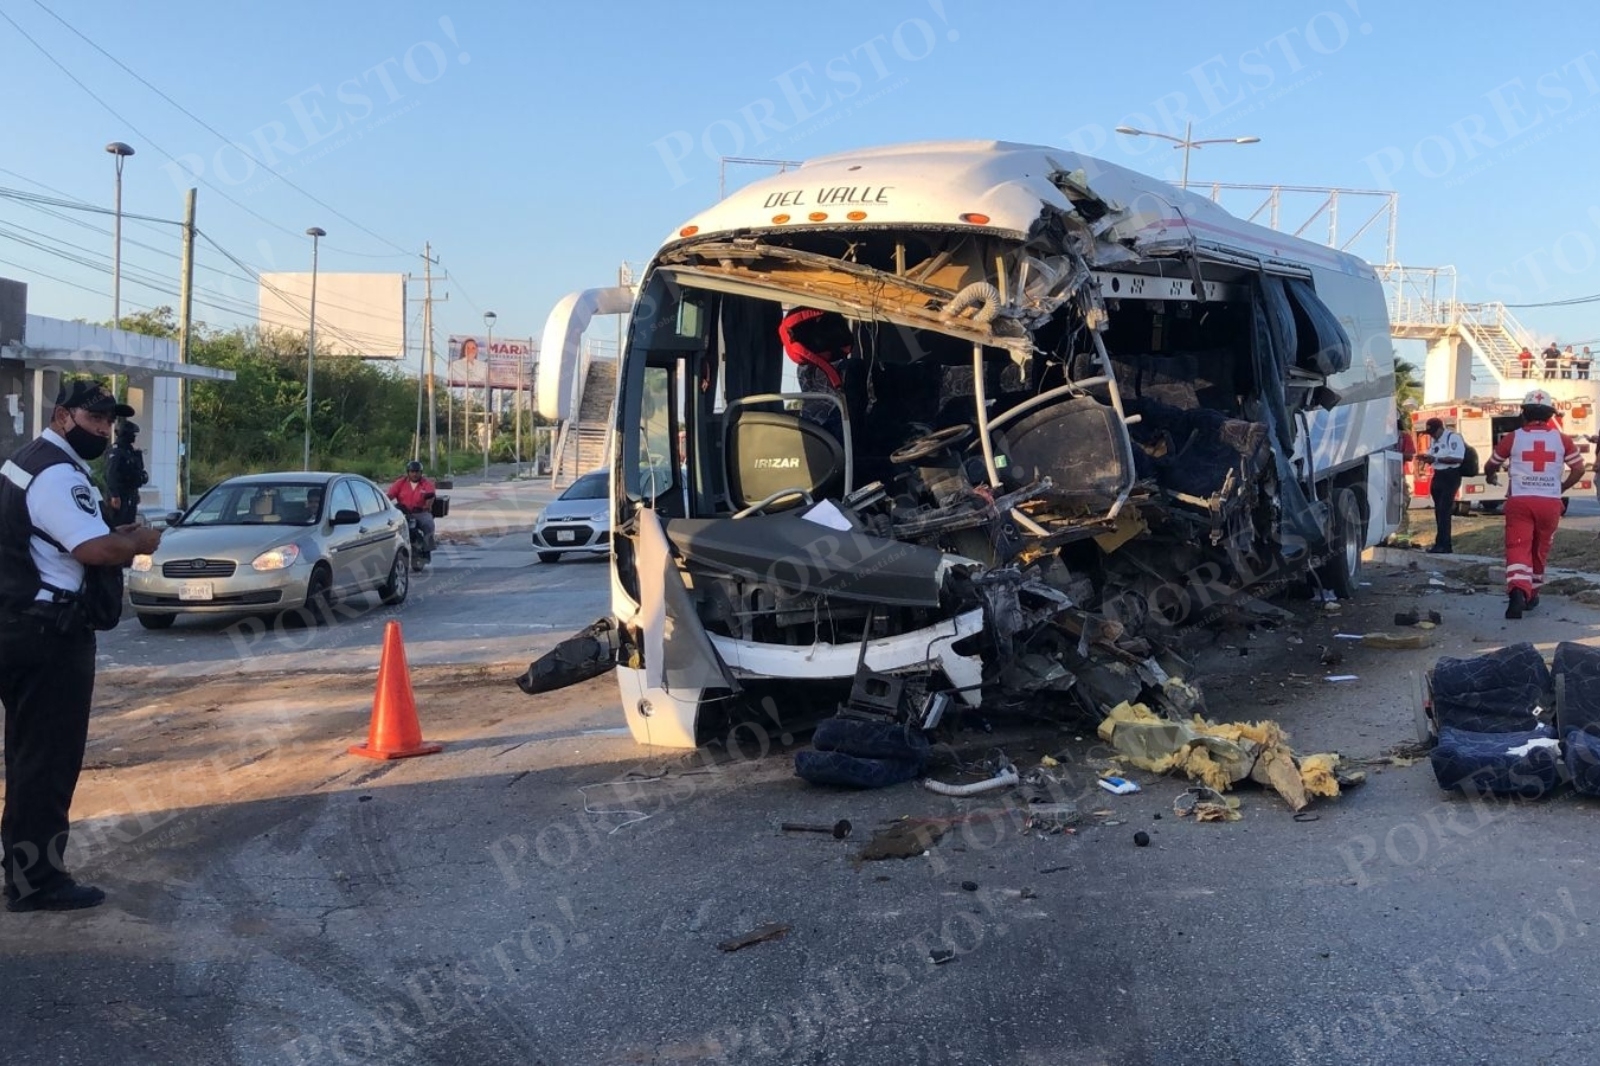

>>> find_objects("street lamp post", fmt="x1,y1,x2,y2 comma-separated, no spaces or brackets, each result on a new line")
1114,121,1259,190
105,142,134,330
482,311,497,476
302,226,326,471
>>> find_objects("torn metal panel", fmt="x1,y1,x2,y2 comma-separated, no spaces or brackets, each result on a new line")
707,609,986,707
637,508,735,694
665,514,948,608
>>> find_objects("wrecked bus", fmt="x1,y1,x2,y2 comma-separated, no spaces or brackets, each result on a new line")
609,139,1401,748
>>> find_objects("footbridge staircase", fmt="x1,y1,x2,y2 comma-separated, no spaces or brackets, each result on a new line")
1380,266,1548,402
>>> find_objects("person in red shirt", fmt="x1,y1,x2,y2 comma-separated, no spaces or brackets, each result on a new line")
1483,389,1585,618
386,460,437,551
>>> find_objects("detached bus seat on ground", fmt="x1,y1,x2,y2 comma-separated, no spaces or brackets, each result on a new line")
1428,643,1560,796
1553,642,1600,795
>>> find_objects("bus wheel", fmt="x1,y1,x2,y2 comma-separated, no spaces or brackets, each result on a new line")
1319,488,1365,601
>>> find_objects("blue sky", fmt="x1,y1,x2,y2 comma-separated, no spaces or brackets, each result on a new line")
5,0,1600,368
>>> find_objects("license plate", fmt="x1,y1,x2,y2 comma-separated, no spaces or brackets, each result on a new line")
178,581,214,602
555,530,575,542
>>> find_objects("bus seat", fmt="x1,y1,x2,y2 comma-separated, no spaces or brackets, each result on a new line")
725,408,845,512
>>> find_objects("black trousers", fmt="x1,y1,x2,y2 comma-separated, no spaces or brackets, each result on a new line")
108,491,139,527
0,613,96,896
1430,471,1463,550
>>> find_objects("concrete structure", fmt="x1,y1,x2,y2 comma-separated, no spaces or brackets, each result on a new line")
537,285,632,484
0,280,234,513
1382,265,1595,407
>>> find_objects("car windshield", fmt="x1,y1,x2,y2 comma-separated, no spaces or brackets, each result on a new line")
562,474,608,501
182,482,325,527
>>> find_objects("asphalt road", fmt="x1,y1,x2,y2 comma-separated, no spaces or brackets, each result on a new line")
100,473,610,679
9,531,1600,1065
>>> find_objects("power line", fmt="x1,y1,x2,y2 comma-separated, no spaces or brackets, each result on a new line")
28,0,413,261
0,253,110,299
0,6,400,255
0,204,404,326
0,185,176,225
1504,294,1600,309
199,232,401,356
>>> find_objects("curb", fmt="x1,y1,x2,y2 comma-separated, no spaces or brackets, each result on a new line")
1370,544,1600,588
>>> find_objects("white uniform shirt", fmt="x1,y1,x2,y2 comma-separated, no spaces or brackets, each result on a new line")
26,428,110,601
1425,429,1466,469
1496,424,1581,499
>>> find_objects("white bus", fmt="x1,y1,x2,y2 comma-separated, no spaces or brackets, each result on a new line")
607,140,1401,748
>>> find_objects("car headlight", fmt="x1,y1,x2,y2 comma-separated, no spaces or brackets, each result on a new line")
251,544,301,571
131,554,153,573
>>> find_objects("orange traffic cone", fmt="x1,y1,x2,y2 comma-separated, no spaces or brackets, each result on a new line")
349,621,443,760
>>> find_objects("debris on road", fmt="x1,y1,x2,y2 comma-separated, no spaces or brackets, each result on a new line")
857,821,948,862
781,819,853,839
516,617,616,694
1173,786,1241,822
1133,830,1151,846
1362,632,1434,650
924,762,1019,797
1023,803,1083,835
716,922,792,953
1098,700,1346,811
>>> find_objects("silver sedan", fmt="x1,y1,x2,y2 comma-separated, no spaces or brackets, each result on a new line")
126,472,410,629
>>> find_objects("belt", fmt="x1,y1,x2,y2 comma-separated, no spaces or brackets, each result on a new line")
0,601,87,633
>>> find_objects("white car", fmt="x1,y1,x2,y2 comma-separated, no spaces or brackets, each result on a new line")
531,470,610,562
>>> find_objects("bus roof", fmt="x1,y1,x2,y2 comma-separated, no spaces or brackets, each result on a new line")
667,139,1370,277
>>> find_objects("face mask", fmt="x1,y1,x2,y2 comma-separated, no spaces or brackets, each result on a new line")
65,422,109,461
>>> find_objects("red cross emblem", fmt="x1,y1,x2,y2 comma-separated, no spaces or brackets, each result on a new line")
1520,439,1558,471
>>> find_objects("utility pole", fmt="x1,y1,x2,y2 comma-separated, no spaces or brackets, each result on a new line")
411,245,447,470
176,188,196,507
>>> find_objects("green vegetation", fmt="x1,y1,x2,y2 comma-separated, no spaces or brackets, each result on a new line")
119,308,544,490
1394,357,1423,413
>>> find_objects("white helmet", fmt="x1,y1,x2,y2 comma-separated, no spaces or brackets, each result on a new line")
1523,388,1556,408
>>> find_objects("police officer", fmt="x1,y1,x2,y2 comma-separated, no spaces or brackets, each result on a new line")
105,419,148,527
0,377,162,911
1417,416,1466,554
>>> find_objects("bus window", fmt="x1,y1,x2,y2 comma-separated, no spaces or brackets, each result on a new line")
637,365,675,501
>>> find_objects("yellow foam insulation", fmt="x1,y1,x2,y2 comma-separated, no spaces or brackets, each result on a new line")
1098,701,1345,812
1299,753,1342,798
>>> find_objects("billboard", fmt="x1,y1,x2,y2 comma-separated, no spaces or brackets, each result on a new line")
258,273,407,359
446,335,535,389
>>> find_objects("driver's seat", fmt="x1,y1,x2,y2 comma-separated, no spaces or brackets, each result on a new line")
724,407,847,512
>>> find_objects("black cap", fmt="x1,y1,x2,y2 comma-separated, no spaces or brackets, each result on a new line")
56,377,134,418
407,460,423,472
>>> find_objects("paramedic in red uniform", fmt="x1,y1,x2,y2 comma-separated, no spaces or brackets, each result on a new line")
1483,389,1585,619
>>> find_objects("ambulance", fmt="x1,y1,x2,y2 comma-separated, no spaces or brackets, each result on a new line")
1410,396,1596,515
